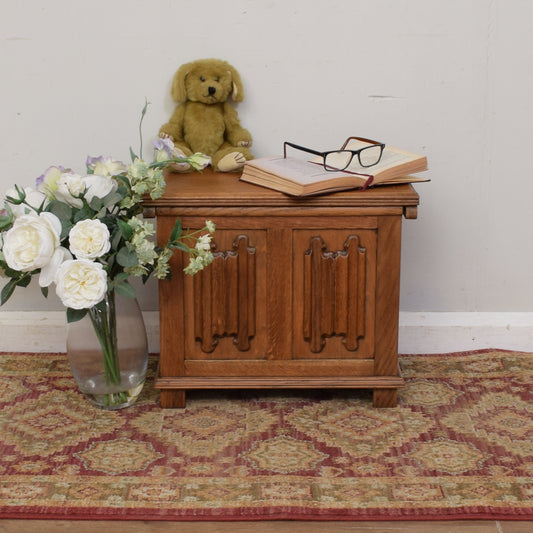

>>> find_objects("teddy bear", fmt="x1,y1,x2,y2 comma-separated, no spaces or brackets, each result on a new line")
159,58,253,172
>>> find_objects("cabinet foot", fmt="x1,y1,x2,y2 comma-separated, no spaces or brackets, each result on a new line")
373,388,398,408
160,390,186,408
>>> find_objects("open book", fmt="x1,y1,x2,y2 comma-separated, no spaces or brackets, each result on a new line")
240,138,429,196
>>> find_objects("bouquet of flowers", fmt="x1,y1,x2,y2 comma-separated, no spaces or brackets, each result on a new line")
0,143,213,314
0,109,214,408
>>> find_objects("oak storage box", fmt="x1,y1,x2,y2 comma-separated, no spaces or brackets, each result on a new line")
143,169,420,408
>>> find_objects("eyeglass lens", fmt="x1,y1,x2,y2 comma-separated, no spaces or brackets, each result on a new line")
358,145,383,167
324,151,353,170
324,145,382,170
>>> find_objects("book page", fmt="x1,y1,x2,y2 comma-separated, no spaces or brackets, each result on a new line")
245,157,369,185
310,139,427,176
349,140,421,172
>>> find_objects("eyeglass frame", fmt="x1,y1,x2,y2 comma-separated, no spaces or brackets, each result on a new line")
283,136,385,172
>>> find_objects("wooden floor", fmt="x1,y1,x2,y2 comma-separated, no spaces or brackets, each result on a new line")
0,520,531,532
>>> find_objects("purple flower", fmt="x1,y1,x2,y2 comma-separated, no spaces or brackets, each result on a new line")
86,156,105,169
35,165,67,188
86,156,126,177
153,138,175,159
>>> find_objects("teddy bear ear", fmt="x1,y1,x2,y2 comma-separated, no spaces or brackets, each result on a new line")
170,63,191,103
228,66,245,102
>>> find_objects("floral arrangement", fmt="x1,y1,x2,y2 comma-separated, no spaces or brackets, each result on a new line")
0,129,213,321
0,107,214,408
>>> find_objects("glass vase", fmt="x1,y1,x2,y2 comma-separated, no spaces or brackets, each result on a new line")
66,290,148,410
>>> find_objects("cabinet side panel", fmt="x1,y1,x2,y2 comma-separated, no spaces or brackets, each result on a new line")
374,216,402,376
157,216,185,377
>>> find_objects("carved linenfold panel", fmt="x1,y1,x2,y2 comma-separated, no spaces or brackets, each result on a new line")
303,235,367,353
193,235,256,353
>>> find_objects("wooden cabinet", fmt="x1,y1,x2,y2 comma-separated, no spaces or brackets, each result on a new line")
143,169,419,408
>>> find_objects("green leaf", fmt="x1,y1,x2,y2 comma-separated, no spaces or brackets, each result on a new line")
116,246,138,267
15,274,31,288
46,201,74,239
102,191,125,208
66,307,88,323
2,265,22,278
113,272,130,284
114,280,136,299
111,228,122,251
129,146,138,162
169,218,183,242
115,179,130,192
169,241,190,252
41,286,49,298
117,219,134,240
60,221,73,241
106,255,115,272
93,298,108,314
89,197,103,212
46,200,73,221
73,205,94,223
0,214,13,231
1,278,17,305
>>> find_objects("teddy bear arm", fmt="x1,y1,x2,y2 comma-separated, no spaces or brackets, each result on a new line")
159,105,186,142
223,103,252,146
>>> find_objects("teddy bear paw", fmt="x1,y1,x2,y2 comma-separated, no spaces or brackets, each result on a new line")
237,140,252,147
217,152,247,172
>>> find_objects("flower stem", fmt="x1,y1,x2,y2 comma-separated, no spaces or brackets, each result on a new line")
88,290,128,406
138,99,149,159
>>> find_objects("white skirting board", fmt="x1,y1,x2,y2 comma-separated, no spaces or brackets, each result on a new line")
0,311,160,353
398,312,533,353
0,311,532,354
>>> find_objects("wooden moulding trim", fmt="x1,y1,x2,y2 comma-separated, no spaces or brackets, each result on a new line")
177,215,380,232
154,375,404,390
183,359,377,373
144,206,408,218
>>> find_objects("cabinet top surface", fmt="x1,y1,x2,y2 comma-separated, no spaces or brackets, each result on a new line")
143,169,420,209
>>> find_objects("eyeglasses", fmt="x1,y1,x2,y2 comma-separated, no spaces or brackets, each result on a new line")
283,136,385,172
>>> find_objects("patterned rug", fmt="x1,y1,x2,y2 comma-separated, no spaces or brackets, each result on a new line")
0,349,532,521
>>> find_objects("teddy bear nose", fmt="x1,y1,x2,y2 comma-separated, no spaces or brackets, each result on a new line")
208,86,216,96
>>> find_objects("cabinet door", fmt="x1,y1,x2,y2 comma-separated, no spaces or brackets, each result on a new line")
292,229,376,359
183,228,268,360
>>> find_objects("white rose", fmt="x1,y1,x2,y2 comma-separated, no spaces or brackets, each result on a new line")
83,174,117,203
55,173,85,207
55,259,108,309
4,186,48,217
53,173,117,208
3,212,62,271
69,219,111,260
39,246,72,287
